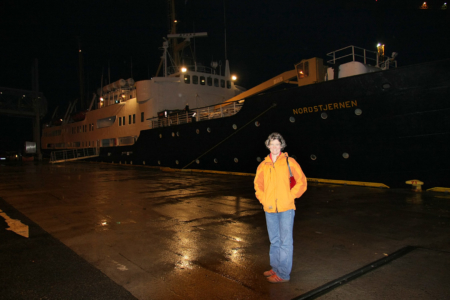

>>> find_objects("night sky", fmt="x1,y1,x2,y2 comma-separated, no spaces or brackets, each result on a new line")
0,0,449,151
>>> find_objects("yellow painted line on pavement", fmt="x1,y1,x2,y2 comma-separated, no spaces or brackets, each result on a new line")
0,209,29,238
426,187,450,193
97,161,390,188
307,177,389,188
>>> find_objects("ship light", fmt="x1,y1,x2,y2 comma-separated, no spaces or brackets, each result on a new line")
231,75,237,81
181,67,187,73
100,97,104,101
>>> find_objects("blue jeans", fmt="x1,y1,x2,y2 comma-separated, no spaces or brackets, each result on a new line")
265,209,295,280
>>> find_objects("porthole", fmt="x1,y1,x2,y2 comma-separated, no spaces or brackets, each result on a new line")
214,158,218,163
207,127,211,133
196,129,200,134
158,160,161,165
172,132,175,137
159,134,162,138
355,108,362,116
232,124,237,130
130,161,133,165
321,113,328,119
256,157,262,162
143,161,146,165
289,117,295,123
342,153,349,159
255,121,260,127
196,160,200,164
382,83,391,89
176,132,180,137
234,158,239,163
310,155,317,161
176,160,179,165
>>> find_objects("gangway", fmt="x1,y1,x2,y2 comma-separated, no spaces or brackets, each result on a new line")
50,148,98,164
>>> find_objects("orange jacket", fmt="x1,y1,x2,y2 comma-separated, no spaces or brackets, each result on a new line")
254,152,307,213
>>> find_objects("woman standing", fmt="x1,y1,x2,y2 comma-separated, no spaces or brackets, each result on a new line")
254,132,307,283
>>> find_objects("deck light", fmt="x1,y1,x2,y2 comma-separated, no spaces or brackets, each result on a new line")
181,67,187,73
231,75,237,81
100,97,104,101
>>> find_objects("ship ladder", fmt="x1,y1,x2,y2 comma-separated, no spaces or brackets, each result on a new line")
182,103,277,169
50,147,99,164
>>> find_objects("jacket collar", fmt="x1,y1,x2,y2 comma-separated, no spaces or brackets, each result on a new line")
265,152,288,163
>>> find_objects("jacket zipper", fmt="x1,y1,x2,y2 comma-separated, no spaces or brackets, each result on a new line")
273,163,278,212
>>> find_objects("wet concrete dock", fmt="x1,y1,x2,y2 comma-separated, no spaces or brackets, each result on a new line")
1,162,450,299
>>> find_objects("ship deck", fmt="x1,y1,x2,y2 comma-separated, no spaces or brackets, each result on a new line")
1,162,449,299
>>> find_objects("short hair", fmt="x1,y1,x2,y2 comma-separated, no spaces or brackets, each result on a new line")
265,132,287,150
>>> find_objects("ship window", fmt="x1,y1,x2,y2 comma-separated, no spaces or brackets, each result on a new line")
221,79,225,88
227,80,231,89
123,116,125,125
97,116,117,129
119,136,135,145
200,76,205,85
193,75,198,84
207,77,212,86
119,117,122,126
296,61,310,79
101,139,113,147
141,112,144,122
129,115,131,124
184,74,191,84
214,78,219,87
133,114,135,124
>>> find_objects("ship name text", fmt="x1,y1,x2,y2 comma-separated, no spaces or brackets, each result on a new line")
293,100,357,115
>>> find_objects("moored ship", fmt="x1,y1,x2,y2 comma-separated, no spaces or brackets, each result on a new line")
42,40,450,189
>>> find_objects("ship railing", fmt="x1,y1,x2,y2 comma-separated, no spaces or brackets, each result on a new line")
326,45,397,69
149,100,244,129
167,65,220,75
50,147,98,164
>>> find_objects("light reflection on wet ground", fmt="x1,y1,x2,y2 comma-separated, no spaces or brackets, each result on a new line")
1,161,450,300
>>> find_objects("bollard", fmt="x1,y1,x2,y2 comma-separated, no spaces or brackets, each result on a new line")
405,179,424,192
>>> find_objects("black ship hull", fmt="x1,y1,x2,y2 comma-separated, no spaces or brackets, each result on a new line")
99,59,450,188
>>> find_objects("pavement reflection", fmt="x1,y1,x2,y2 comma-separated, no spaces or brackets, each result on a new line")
1,162,449,300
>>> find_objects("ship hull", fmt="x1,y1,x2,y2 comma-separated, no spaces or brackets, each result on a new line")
98,59,450,188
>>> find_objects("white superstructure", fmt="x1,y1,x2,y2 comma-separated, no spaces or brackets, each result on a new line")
42,33,243,150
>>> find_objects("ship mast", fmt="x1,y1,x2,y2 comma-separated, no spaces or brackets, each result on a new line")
77,37,86,111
